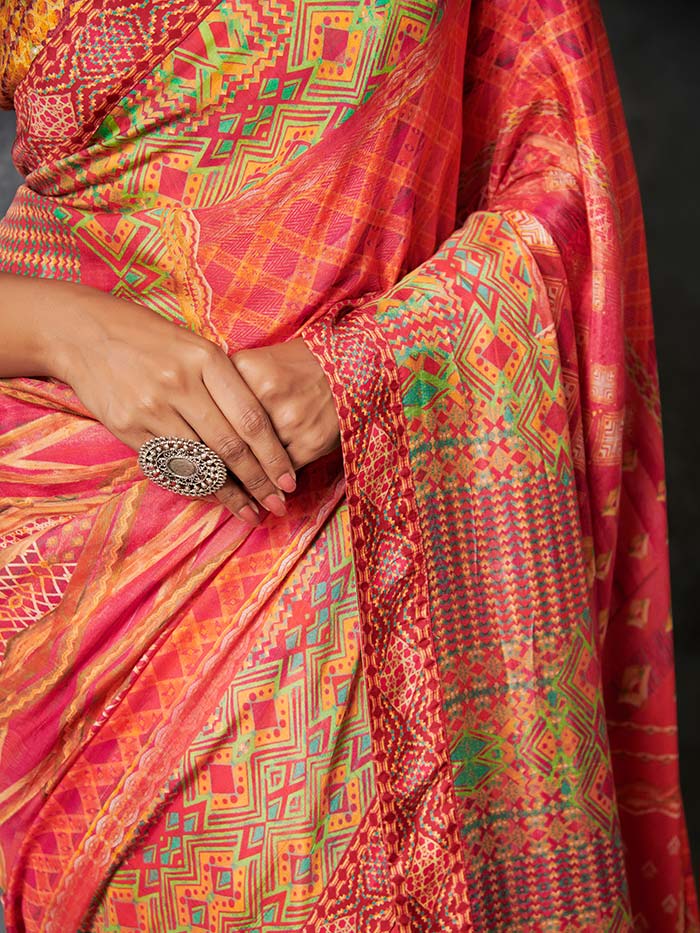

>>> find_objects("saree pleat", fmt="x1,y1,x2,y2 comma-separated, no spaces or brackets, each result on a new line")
0,0,697,930
88,500,375,933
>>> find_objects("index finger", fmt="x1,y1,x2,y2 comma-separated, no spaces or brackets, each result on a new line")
201,347,297,495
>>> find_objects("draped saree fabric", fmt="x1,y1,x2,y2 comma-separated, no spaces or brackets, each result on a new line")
0,0,697,930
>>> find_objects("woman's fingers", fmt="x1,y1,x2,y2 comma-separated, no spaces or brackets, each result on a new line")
37,289,297,521
232,340,341,472
199,348,297,499
178,383,289,518
213,482,264,522
212,479,264,524
134,417,263,526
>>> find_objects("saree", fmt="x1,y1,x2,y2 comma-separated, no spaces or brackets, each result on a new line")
0,0,698,929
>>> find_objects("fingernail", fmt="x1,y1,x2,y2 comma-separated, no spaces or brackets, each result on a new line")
237,504,260,525
277,472,296,493
262,493,287,517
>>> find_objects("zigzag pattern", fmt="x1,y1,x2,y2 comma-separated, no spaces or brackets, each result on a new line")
0,537,76,659
0,0,442,321
9,0,224,172
1,0,697,929
90,503,377,933
303,210,631,929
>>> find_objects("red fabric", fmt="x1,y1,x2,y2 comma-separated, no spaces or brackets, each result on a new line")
0,0,696,929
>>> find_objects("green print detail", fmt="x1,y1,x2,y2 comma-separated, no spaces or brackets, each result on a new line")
451,731,506,793
22,0,442,325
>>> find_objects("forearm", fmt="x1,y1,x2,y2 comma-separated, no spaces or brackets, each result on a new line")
0,271,297,518
0,272,100,380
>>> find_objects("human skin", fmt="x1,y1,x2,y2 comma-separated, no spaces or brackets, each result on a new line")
0,272,341,524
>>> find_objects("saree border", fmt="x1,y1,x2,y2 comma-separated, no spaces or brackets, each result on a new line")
3,2,476,929
300,298,473,931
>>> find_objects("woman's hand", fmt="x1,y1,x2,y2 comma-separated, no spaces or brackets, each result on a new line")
232,338,340,471
43,283,297,523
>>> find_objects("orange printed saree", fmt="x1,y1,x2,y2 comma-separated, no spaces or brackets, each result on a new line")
0,0,697,930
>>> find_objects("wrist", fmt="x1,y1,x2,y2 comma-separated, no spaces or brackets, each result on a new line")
23,285,93,385
45,284,107,384
0,272,93,380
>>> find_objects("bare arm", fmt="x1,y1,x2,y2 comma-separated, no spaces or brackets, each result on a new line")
0,272,295,521
0,271,78,378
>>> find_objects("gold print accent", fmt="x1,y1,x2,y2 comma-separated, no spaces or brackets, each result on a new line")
619,664,651,707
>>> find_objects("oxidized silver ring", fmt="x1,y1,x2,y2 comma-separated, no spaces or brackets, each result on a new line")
138,436,227,497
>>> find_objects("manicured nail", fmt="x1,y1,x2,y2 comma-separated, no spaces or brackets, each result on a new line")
237,504,260,525
262,493,286,517
277,472,296,493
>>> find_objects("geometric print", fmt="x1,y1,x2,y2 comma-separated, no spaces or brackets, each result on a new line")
0,0,442,324
0,0,697,929
0,0,68,109
303,211,633,929
0,528,77,662
89,502,377,932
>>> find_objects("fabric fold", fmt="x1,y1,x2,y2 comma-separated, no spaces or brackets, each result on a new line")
302,209,634,927
0,0,697,929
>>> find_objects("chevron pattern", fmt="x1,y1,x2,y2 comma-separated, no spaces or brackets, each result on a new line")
0,0,697,930
0,0,441,324
0,534,76,657
303,211,631,929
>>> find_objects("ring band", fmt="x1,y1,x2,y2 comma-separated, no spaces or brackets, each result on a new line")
138,436,227,498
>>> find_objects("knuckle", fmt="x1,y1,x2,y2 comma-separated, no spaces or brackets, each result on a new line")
279,402,302,432
216,486,245,509
255,375,278,401
216,434,248,462
238,407,269,437
308,424,329,455
243,472,271,493
108,408,133,435
196,338,223,367
157,365,185,390
137,392,159,413
232,349,252,373
264,449,289,469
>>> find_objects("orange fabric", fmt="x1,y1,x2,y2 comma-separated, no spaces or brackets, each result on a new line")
0,0,696,930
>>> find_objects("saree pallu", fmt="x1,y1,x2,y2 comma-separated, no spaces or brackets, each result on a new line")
0,0,697,930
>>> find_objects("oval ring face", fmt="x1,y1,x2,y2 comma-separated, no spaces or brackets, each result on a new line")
138,436,227,497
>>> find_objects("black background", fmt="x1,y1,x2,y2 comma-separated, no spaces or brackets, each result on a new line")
0,2,697,926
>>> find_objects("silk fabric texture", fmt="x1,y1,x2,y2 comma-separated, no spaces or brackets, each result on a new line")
0,0,697,930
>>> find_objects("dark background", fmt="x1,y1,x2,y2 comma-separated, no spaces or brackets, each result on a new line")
0,1,697,927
